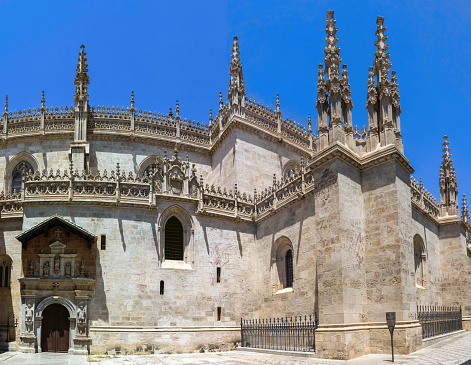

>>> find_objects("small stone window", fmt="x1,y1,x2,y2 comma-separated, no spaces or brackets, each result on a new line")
160,280,164,295
11,161,33,193
285,249,293,288
100,235,106,250
164,217,184,261
216,267,221,283
217,307,222,321
0,256,12,288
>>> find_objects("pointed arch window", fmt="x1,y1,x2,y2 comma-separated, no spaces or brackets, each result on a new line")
11,161,33,193
164,217,184,261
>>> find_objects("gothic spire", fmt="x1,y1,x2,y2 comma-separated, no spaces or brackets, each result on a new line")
324,10,341,83
41,91,45,111
228,36,245,114
374,16,392,87
439,136,459,217
73,45,90,142
74,45,90,105
130,91,135,110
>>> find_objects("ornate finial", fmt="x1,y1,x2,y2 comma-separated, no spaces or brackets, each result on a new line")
374,16,392,86
316,64,327,107
116,163,120,175
175,100,180,116
130,91,135,109
462,194,470,223
231,36,240,67
209,109,213,123
219,91,223,109
168,108,173,119
228,36,245,106
324,10,341,83
4,95,8,114
340,64,353,106
41,91,45,111
391,71,401,109
74,45,90,103
69,159,74,175
366,66,377,107
276,94,280,112
439,135,459,217
308,113,312,132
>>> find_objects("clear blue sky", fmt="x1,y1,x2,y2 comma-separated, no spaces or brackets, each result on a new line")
1,0,470,205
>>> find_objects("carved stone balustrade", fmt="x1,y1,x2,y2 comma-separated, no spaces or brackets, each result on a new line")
410,176,440,220
197,164,315,223
0,190,23,218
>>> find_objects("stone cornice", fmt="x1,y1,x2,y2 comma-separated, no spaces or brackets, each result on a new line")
210,115,312,158
308,142,414,174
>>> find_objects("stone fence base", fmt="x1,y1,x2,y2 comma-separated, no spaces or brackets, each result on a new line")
89,325,241,355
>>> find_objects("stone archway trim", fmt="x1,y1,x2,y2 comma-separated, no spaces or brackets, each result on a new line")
35,296,76,318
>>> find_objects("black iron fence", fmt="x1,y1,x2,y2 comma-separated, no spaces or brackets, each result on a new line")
240,314,318,352
417,306,462,339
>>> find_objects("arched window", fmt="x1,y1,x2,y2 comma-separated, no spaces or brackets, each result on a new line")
272,237,294,293
414,235,426,288
11,161,33,193
285,249,293,288
0,256,12,288
165,217,184,261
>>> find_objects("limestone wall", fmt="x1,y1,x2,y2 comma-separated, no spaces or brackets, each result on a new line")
439,223,471,316
362,161,417,323
253,196,317,319
21,202,258,353
411,209,442,306
209,128,303,193
0,220,23,343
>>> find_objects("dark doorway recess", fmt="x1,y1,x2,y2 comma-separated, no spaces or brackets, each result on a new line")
41,304,69,353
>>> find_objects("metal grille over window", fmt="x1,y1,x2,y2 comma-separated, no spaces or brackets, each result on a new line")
285,249,293,288
165,217,184,261
12,161,33,193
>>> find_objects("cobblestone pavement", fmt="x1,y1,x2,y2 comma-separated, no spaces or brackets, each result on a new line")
1,332,471,365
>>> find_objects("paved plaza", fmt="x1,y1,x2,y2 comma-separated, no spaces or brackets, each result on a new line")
1,332,471,364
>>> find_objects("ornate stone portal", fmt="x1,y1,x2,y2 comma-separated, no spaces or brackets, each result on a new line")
17,216,96,354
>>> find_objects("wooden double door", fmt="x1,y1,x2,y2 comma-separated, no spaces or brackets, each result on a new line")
41,304,70,353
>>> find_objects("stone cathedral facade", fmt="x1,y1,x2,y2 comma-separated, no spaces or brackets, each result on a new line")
0,11,470,360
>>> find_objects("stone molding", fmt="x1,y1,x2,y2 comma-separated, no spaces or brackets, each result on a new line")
315,320,421,332
90,325,240,332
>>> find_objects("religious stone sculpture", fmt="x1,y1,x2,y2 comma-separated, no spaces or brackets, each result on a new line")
54,256,60,275
25,301,34,333
43,261,50,276
65,261,72,277
76,302,87,335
